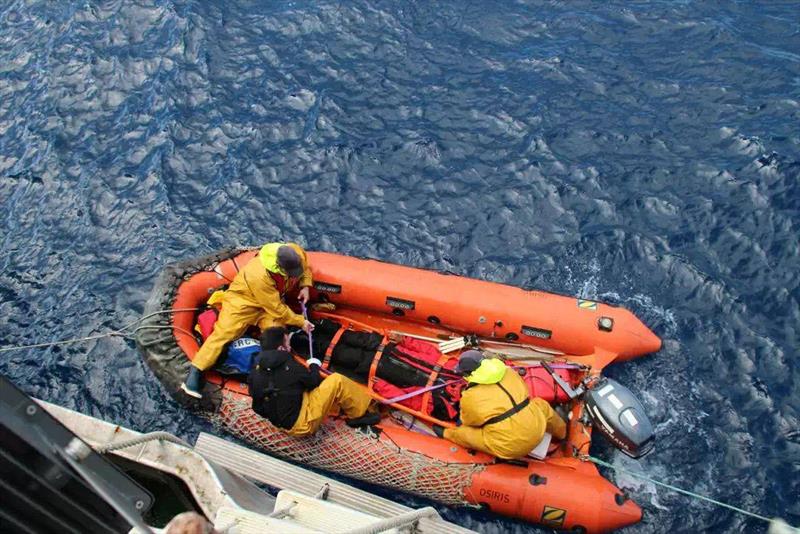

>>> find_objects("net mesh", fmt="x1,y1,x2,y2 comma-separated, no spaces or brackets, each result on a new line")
212,390,484,505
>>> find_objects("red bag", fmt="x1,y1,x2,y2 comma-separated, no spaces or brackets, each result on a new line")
373,379,461,421
520,366,573,403
396,337,442,361
372,337,461,420
373,381,424,412
393,337,460,376
195,309,218,340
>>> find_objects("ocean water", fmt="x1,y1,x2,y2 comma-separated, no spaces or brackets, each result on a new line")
1,1,798,532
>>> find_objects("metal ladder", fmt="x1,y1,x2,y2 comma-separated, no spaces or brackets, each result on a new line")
194,433,474,534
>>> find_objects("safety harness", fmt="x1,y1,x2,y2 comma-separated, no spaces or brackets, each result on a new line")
481,382,531,427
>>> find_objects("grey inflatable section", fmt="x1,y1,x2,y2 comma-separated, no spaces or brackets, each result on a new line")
136,248,245,413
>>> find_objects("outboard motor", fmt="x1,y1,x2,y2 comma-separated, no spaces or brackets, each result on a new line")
540,362,655,458
584,377,654,458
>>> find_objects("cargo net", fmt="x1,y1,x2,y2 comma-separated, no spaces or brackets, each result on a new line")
212,391,484,506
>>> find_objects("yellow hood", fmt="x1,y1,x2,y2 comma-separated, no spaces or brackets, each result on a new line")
258,243,286,275
466,358,507,384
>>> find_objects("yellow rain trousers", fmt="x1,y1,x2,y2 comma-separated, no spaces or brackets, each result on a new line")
288,373,374,437
444,359,566,460
192,243,312,371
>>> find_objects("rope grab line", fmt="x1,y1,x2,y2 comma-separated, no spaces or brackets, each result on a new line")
0,308,200,354
581,454,798,532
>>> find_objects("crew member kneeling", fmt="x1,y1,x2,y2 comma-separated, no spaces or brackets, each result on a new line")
437,350,567,460
182,242,315,399
248,327,377,436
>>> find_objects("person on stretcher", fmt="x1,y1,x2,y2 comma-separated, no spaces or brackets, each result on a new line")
289,318,461,421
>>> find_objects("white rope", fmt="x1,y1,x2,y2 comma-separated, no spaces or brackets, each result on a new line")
267,503,297,519
0,332,128,353
314,483,330,500
583,454,799,531
0,308,200,353
344,507,439,534
96,432,191,454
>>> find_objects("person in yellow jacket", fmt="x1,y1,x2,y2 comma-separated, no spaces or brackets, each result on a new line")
182,242,315,398
434,350,567,460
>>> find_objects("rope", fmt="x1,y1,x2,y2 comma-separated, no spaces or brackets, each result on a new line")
96,432,191,454
581,454,791,528
267,503,296,519
0,332,128,353
133,324,199,340
301,302,314,360
0,308,200,354
314,483,330,500
344,507,439,534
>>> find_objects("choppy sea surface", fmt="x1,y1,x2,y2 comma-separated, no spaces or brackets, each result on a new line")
1,1,798,532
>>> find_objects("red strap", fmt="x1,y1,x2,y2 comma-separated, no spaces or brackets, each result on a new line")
420,353,451,416
391,346,461,379
322,327,347,370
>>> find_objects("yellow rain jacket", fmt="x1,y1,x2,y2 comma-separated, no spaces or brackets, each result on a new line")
192,242,312,371
444,358,566,460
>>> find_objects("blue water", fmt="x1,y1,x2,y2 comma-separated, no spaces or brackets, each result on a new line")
1,1,798,532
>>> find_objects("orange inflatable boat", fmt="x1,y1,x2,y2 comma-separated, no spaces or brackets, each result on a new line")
137,248,662,533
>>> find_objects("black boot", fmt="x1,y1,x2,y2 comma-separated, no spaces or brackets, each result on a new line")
554,404,570,426
431,424,446,438
181,366,204,399
345,412,381,428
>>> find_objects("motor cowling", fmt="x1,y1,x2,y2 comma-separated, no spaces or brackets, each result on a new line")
584,377,654,458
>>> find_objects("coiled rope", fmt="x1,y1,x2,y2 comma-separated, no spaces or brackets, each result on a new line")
0,308,200,354
581,454,798,532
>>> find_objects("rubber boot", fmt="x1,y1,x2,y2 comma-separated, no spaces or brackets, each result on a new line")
553,404,571,434
345,411,381,428
554,404,570,425
181,366,204,399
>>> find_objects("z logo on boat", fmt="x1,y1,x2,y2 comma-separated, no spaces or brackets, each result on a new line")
577,299,598,310
541,505,566,527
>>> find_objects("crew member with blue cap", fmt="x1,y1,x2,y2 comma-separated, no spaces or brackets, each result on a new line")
434,350,566,460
